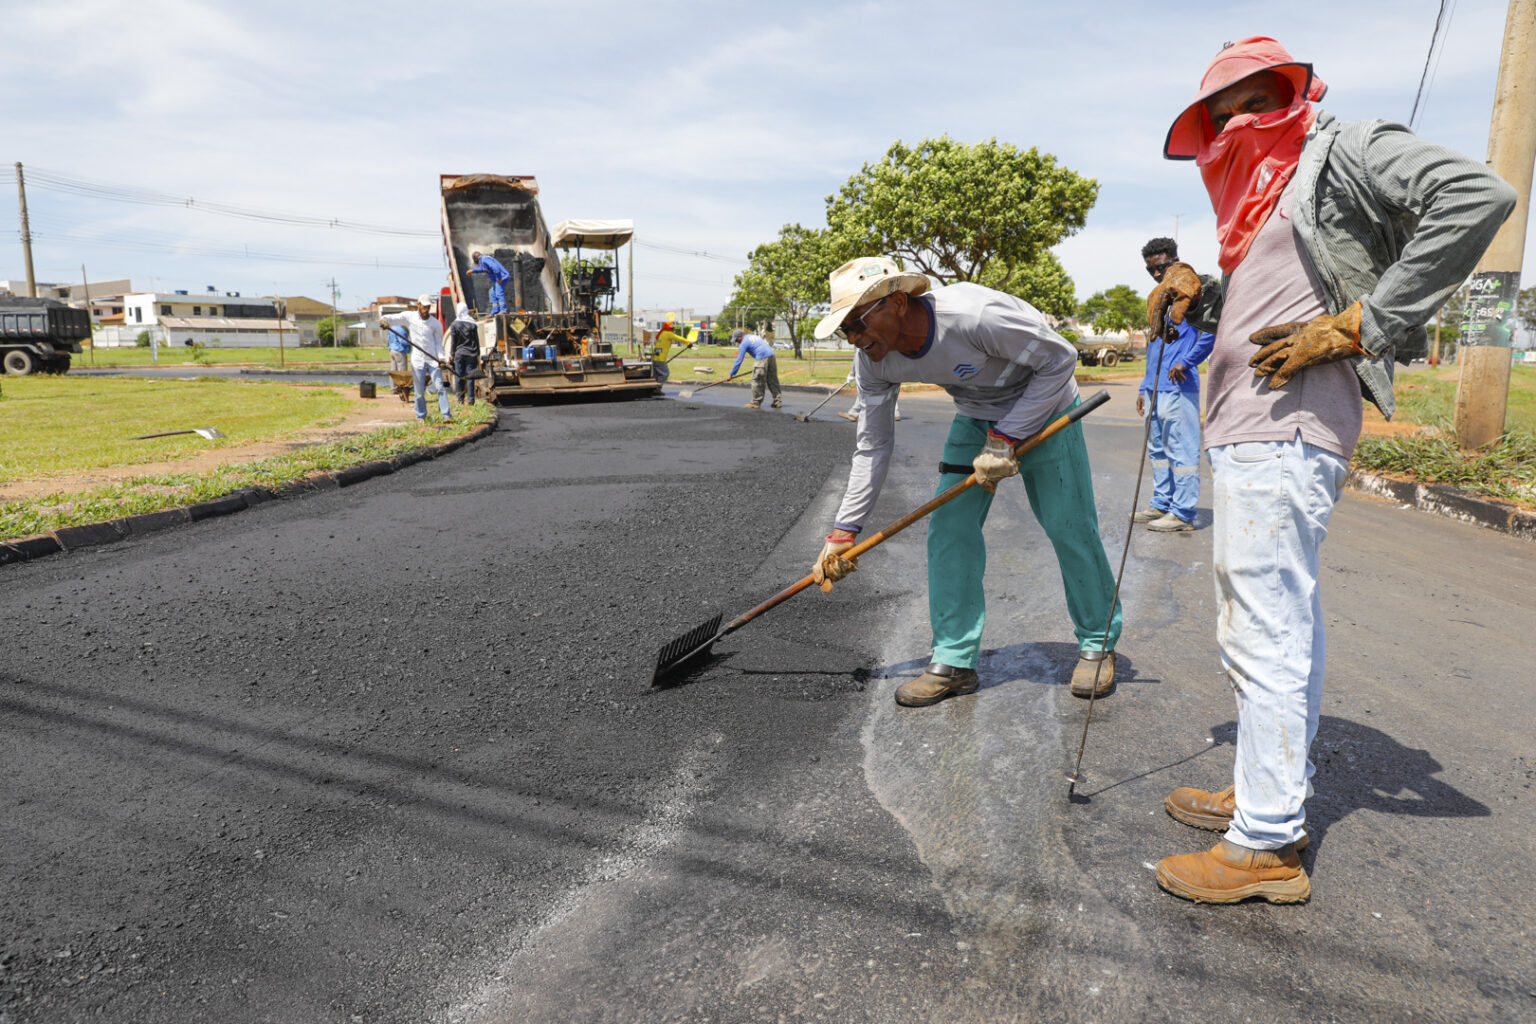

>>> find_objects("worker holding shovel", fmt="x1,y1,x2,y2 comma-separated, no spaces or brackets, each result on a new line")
810,256,1122,706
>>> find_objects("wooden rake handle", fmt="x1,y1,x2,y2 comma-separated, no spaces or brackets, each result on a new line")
722,389,1112,633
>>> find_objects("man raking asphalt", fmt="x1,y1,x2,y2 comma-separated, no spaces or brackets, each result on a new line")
810,257,1123,705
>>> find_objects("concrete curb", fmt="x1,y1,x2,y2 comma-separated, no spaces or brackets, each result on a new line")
1347,468,1536,542
0,413,499,568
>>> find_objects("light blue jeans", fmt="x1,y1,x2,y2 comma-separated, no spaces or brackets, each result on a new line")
1210,438,1347,850
412,361,452,420
1145,389,1202,522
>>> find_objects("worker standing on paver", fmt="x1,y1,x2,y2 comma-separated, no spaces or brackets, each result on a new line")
810,256,1122,704
380,295,453,423
1135,236,1214,533
469,251,511,315
1150,36,1515,904
728,328,782,409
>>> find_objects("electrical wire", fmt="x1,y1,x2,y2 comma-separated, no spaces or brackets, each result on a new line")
1409,0,1457,129
0,165,439,238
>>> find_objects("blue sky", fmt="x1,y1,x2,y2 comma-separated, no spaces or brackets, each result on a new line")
2,0,1527,313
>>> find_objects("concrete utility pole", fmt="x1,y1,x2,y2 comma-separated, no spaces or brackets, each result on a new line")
1455,0,1536,448
15,162,36,298
328,277,339,347
627,235,635,355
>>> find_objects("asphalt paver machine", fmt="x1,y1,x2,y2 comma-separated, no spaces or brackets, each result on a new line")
439,174,659,400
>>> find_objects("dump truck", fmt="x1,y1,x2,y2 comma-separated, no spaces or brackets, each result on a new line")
439,174,660,401
1072,336,1137,367
0,296,91,374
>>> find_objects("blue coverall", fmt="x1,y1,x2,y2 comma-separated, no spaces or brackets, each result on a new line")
1140,320,1214,523
470,254,511,314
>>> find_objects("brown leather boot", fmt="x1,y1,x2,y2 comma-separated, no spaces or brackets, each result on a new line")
894,663,979,707
1164,783,1311,850
1155,838,1310,904
1069,651,1115,698
1165,783,1236,830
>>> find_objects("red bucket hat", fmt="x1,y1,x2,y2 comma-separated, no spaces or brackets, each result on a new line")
1163,36,1326,160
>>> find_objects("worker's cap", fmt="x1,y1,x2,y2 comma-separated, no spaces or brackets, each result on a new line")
813,256,930,340
730,329,744,342
1163,36,1326,160
417,293,435,307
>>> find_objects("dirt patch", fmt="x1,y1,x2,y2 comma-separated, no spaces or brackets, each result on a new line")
0,388,426,501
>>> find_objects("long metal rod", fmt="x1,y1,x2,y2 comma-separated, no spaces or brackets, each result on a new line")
795,378,852,421
1068,337,1167,797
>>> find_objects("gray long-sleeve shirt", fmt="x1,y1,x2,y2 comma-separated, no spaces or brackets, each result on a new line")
832,283,1078,532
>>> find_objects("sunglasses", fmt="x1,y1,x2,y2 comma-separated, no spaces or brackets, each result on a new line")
837,295,888,342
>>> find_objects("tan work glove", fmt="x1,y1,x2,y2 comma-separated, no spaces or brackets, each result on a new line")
1146,262,1202,338
1248,301,1365,389
813,533,859,593
972,431,1019,494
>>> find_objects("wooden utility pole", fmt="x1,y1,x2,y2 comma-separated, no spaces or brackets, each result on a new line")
81,264,93,365
627,234,635,355
15,162,36,298
1454,0,1536,448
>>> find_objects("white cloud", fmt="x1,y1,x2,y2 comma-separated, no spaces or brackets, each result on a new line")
2,0,1529,311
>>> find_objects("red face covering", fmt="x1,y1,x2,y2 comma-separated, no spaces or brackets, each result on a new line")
1198,94,1318,275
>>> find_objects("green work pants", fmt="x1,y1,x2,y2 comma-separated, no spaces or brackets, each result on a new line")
928,406,1122,669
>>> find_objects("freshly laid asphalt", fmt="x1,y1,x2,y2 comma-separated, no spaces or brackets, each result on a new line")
2,379,1532,1023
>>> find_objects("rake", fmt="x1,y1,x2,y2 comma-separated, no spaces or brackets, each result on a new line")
129,427,226,441
651,389,1112,686
794,378,853,422
678,370,749,398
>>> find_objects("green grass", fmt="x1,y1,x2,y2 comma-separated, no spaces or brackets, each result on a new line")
1387,363,1536,434
80,345,390,368
0,377,354,484
0,402,496,540
1353,363,1536,508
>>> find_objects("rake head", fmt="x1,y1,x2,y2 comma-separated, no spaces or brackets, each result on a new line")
651,612,725,687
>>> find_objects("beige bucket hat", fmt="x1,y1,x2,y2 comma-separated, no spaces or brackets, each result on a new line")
813,256,930,340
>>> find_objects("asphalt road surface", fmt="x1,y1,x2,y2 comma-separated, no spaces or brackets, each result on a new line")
3,379,1532,1023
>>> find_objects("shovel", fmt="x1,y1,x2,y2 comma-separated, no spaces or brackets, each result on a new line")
794,378,852,422
404,337,486,380
130,427,226,441
678,370,749,399
651,389,1112,686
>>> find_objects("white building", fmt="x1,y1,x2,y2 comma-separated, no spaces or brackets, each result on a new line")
95,290,297,348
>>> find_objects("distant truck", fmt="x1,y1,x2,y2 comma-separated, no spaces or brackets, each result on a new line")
1073,336,1137,368
439,174,660,400
0,296,90,374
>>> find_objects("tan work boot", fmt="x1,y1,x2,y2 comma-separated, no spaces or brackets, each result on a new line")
1069,650,1115,698
894,663,980,707
771,398,782,408
1165,783,1311,849
1165,783,1236,830
744,402,760,408
1147,512,1194,533
1131,506,1165,523
837,411,857,421
1156,838,1310,904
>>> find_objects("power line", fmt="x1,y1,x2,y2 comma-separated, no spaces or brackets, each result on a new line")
1409,0,1457,129
0,165,439,238
17,227,442,271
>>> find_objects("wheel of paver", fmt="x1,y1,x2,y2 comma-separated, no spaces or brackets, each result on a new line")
1102,350,1119,367
3,350,36,375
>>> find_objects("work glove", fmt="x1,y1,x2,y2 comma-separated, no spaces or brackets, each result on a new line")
1146,262,1202,338
972,431,1019,494
1248,301,1365,389
812,534,859,593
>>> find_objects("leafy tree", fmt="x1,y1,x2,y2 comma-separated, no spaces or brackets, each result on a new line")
1078,284,1144,336
1518,284,1536,336
824,136,1095,312
317,319,336,346
725,224,843,357
977,251,1077,319
135,330,151,348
